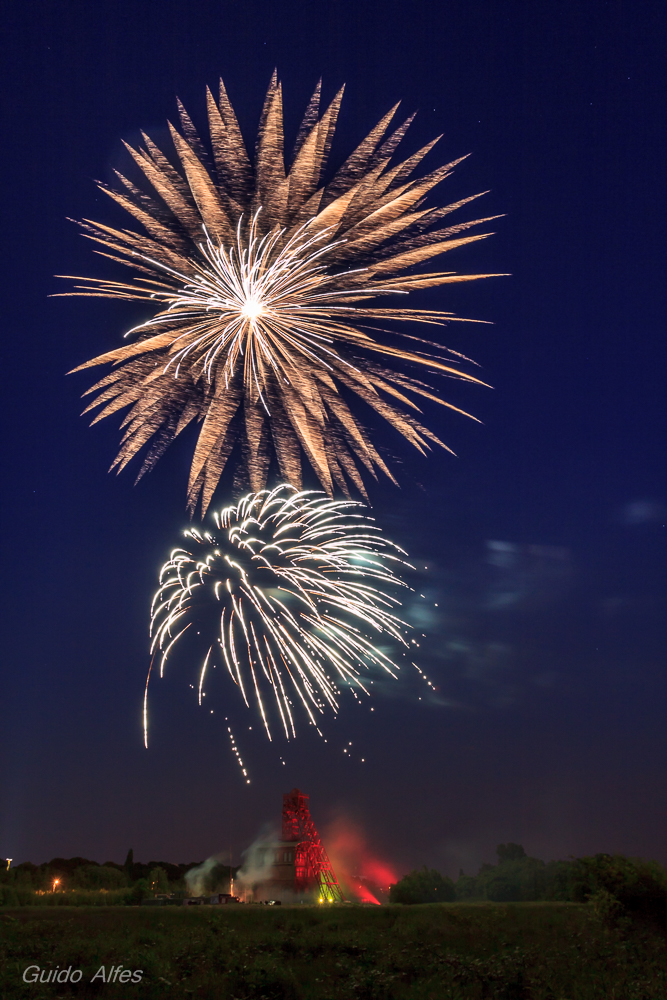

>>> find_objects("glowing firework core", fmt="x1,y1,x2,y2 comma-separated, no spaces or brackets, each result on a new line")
240,297,265,322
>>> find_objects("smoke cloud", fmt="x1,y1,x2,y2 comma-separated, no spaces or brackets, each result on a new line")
233,823,280,899
185,857,233,896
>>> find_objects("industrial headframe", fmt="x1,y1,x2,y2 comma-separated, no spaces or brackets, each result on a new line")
282,788,345,902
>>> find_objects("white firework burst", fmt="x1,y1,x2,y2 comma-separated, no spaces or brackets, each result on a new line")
148,484,411,743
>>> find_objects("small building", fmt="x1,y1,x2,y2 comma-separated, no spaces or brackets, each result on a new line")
251,841,298,902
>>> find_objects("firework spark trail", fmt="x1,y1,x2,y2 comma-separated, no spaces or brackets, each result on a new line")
148,485,412,741
226,722,250,783
62,73,505,514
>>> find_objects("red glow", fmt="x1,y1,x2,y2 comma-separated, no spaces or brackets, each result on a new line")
360,858,397,886
354,883,381,905
323,817,398,903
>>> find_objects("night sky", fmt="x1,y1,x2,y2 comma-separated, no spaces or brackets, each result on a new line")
1,0,665,879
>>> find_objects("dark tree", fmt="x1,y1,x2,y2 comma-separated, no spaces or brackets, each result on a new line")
71,865,127,890
148,867,170,894
497,843,527,863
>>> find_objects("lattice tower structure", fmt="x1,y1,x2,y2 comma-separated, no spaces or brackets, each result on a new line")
282,788,345,902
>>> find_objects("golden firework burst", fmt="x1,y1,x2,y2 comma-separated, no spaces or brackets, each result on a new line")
63,73,503,514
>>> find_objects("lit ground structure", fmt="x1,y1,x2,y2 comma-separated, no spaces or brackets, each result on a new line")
251,788,345,903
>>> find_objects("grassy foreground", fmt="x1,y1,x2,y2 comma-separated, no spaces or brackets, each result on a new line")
1,902,666,999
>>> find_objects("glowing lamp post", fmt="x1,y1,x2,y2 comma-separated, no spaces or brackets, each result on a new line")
52,878,60,893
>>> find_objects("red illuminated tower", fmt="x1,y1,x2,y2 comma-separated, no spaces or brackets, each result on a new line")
282,788,345,902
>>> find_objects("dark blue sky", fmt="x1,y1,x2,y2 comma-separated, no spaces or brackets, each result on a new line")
1,0,665,878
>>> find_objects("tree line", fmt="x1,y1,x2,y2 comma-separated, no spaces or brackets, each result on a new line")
389,843,667,924
4,844,667,922
0,849,206,901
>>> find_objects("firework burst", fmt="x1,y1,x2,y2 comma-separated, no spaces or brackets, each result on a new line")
63,73,503,514
148,485,411,742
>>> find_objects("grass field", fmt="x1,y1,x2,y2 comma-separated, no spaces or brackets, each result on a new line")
2,902,666,999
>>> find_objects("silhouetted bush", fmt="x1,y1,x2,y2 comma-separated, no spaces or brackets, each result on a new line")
570,853,667,924
389,866,456,904
130,878,149,905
